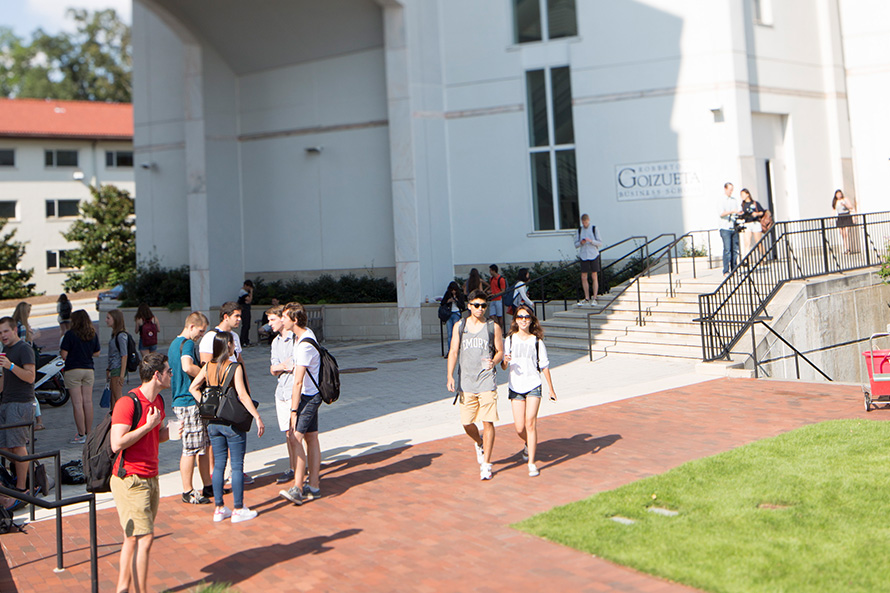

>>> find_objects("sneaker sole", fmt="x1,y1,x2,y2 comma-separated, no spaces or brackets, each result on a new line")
213,514,231,522
278,490,304,506
231,514,257,523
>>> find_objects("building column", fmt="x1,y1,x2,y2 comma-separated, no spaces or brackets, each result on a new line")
183,42,211,312
380,1,422,339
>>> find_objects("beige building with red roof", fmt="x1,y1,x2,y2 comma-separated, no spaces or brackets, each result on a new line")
0,98,134,295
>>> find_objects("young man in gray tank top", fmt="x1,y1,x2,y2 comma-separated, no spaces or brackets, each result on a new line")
446,290,504,480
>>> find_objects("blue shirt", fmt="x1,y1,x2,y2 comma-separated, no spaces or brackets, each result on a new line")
168,337,198,407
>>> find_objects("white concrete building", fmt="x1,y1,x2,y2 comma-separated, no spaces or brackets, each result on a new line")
132,0,889,339
0,99,135,295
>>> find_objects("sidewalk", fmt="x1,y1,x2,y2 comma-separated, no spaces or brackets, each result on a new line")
0,377,871,592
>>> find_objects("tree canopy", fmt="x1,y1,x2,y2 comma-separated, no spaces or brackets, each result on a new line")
0,8,131,102
0,219,38,299
62,184,136,292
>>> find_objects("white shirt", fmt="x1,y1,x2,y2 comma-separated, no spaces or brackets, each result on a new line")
293,328,321,396
198,327,242,362
574,224,603,260
504,334,549,393
270,331,295,402
514,281,533,308
719,196,741,230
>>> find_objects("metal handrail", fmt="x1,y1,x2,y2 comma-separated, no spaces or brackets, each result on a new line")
698,210,890,362
745,318,832,381
585,232,717,360
0,430,99,593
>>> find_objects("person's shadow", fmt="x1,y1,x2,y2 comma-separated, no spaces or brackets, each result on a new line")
493,433,622,470
164,529,362,592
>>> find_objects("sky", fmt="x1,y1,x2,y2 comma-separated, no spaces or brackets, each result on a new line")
0,0,131,38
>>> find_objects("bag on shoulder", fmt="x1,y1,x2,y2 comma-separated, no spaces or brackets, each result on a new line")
82,392,142,493
302,337,340,405
140,319,158,347
761,209,774,232
437,302,452,323
117,332,141,373
198,362,238,422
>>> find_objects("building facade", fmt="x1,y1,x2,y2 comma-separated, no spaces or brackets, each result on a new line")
132,0,889,338
0,99,135,295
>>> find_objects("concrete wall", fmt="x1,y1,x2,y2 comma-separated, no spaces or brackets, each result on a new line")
749,270,890,383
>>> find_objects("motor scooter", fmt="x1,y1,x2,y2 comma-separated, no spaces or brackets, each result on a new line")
33,348,69,407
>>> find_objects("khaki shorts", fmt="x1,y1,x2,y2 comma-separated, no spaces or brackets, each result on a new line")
459,390,498,425
110,474,160,537
63,368,94,390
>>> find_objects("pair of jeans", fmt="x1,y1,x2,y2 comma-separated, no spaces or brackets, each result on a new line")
720,228,740,274
445,311,462,352
208,423,247,509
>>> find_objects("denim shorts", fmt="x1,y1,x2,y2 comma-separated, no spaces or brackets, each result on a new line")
508,386,542,401
295,393,322,434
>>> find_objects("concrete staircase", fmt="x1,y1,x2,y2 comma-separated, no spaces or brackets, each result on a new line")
541,259,724,359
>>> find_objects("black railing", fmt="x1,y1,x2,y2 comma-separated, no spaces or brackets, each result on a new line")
743,318,833,381
698,210,890,362
0,421,99,593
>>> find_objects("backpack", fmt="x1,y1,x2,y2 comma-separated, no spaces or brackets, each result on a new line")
302,337,340,405
198,362,239,422
140,318,158,347
506,283,524,316
0,504,24,534
117,331,141,373
82,392,142,493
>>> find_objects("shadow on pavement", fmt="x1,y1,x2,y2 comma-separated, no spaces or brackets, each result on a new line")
493,433,622,470
164,529,362,592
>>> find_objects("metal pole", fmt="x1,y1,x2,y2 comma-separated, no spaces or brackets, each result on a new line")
691,235,697,279
794,352,800,380
863,213,871,266
820,218,829,274
89,496,98,593
55,453,63,572
636,280,643,326
751,322,758,379
28,424,35,521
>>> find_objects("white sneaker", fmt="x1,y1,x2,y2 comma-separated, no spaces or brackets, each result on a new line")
474,443,485,465
574,300,587,307
589,297,598,306
520,446,529,461
213,506,232,522
480,463,493,480
528,463,539,477
231,507,258,523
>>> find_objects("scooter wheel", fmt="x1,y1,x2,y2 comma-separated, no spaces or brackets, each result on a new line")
38,379,70,407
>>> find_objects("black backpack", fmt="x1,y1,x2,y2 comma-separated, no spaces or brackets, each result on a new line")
0,505,24,534
82,392,143,493
117,332,141,374
302,337,340,405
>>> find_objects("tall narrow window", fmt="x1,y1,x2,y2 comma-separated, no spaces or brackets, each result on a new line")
526,66,578,231
513,0,577,44
753,0,773,25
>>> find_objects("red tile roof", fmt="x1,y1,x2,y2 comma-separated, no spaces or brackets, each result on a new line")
0,98,133,140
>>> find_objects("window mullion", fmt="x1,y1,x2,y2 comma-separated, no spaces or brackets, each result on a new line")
543,66,560,225
539,0,550,41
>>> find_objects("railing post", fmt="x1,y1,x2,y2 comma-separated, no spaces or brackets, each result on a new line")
794,352,800,380
28,423,35,521
90,495,99,593
587,313,593,362
751,321,758,379
541,282,547,321
863,213,871,266
636,280,644,326
691,235,697,279
667,250,674,298
820,218,830,274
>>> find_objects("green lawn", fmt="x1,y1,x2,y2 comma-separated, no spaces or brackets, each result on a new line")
516,419,890,593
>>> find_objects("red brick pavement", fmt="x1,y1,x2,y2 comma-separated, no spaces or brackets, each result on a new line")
0,378,877,592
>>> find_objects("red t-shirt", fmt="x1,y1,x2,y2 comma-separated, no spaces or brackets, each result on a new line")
489,275,506,301
111,388,165,478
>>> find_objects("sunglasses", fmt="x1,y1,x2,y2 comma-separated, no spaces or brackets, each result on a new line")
515,315,532,320
469,302,487,309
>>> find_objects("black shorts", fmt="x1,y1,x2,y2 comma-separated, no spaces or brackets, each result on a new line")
295,393,322,434
580,256,602,274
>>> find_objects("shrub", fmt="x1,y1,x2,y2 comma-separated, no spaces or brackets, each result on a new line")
121,259,190,307
252,273,397,305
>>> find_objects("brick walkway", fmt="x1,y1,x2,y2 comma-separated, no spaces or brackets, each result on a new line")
0,378,874,592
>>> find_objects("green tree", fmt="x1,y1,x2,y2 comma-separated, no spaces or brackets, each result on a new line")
62,184,135,292
0,219,38,299
0,8,131,102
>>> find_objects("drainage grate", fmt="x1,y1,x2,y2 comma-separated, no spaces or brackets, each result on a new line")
339,367,378,374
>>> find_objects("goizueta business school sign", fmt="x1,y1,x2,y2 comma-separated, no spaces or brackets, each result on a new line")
615,160,703,201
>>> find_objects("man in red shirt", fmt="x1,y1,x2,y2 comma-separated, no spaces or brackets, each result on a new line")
109,352,173,593
488,264,507,327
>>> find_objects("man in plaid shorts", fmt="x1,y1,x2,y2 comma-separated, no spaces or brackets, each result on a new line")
167,312,212,504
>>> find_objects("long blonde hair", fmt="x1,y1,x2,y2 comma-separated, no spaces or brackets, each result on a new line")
108,309,126,335
12,302,32,342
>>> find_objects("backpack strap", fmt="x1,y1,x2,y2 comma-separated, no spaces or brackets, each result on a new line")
300,337,323,394
535,337,541,373
115,392,143,479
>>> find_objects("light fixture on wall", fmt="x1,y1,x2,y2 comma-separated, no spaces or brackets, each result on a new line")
140,162,156,170
72,170,85,181
710,107,725,123
305,146,323,154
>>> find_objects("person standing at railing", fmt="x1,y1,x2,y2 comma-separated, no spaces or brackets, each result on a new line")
833,189,856,254
739,188,765,257
718,182,743,276
573,213,603,307
0,316,36,511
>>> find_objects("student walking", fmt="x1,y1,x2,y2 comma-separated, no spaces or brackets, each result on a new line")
189,332,264,523
488,264,507,326
500,305,557,477
105,309,129,409
135,304,160,357
60,310,100,443
57,293,72,335
446,289,504,480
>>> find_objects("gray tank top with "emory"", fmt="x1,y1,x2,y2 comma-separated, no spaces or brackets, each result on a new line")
459,323,495,394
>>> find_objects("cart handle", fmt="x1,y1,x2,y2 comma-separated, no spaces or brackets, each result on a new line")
868,333,890,359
